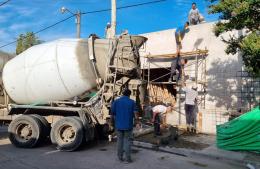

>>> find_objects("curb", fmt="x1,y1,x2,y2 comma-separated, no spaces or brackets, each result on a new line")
133,140,260,168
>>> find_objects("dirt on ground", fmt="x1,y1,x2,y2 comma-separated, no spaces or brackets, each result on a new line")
135,128,215,150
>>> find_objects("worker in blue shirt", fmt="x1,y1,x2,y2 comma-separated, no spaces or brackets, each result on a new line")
175,21,189,53
111,89,139,163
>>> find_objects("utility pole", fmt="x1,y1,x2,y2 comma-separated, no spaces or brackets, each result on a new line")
76,11,81,38
111,0,116,38
61,7,81,38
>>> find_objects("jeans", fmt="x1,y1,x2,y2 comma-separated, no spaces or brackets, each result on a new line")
185,104,195,126
153,113,161,135
170,59,182,82
190,18,199,25
117,130,132,161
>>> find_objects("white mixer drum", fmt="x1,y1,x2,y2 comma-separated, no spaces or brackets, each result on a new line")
3,39,97,104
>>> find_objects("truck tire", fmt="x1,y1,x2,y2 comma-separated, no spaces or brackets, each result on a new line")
50,117,84,151
30,114,50,141
8,115,42,148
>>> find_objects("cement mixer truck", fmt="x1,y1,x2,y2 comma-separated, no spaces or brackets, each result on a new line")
0,34,147,151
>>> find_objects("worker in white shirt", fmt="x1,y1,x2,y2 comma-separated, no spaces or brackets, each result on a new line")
182,84,198,133
152,104,172,136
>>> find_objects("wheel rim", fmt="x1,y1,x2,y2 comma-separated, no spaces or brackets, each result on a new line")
15,123,33,142
58,124,76,143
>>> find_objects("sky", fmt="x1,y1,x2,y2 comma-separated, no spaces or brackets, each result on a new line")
0,0,219,53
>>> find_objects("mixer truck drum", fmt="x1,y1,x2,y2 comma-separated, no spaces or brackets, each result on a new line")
50,116,84,151
8,115,43,148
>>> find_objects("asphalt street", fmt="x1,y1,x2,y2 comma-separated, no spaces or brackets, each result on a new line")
0,126,245,169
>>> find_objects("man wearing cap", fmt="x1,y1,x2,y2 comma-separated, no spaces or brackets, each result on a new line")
111,89,139,163
182,84,198,132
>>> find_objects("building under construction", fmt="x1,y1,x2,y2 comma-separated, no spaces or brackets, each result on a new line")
138,22,259,134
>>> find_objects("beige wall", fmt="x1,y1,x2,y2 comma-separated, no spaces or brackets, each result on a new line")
139,22,256,134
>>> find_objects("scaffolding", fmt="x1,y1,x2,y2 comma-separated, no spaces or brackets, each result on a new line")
236,70,260,111
142,49,208,117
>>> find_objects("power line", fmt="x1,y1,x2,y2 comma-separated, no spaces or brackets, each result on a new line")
0,0,167,49
0,0,10,7
0,15,75,49
34,15,75,34
81,0,166,14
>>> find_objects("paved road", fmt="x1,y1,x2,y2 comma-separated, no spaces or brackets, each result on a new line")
0,126,245,169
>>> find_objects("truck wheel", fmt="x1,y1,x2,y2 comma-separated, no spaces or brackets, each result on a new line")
8,115,42,148
50,117,84,151
30,114,50,141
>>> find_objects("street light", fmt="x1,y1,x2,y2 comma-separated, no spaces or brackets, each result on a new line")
60,7,81,38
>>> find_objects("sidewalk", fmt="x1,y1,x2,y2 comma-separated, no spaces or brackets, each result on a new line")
133,133,260,169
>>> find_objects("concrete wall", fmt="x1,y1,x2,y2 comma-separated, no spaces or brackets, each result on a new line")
138,22,259,134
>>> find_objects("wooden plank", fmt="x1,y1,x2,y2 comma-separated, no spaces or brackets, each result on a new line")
148,84,154,103
198,112,203,133
151,84,155,103
150,82,177,84
145,50,208,59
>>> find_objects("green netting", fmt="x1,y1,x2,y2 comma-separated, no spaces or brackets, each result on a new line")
217,106,260,152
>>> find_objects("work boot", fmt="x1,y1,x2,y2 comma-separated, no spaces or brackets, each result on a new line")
124,158,133,164
186,126,190,133
118,156,124,162
191,127,197,134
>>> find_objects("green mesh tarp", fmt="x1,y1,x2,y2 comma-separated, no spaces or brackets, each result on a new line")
217,106,260,152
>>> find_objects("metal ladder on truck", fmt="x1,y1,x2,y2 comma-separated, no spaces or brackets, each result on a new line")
101,39,119,107
101,36,140,108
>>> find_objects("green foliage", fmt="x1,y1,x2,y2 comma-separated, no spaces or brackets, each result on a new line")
209,0,260,77
16,34,24,55
240,32,260,77
16,32,43,55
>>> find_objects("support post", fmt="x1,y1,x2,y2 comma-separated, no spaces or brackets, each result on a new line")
111,0,116,38
76,11,81,38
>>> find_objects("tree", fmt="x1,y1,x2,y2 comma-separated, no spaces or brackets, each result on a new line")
209,0,260,77
16,32,43,55
16,34,24,55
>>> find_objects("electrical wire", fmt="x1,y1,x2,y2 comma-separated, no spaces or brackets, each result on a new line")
81,0,166,15
0,14,75,49
0,0,10,7
0,0,167,49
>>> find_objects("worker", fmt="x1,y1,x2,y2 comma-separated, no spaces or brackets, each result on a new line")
111,89,139,163
105,22,112,38
152,104,172,136
175,22,189,53
169,54,188,83
188,2,204,25
182,84,198,133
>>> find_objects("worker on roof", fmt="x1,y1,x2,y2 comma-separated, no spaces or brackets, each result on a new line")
169,53,188,83
175,22,189,53
182,83,198,133
188,2,205,25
